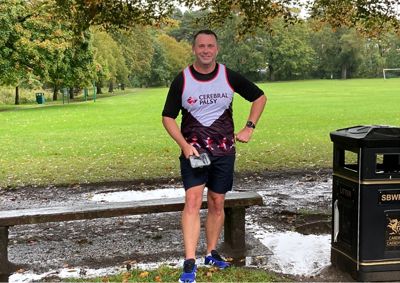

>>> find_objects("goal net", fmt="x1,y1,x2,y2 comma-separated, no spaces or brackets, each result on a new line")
383,68,400,79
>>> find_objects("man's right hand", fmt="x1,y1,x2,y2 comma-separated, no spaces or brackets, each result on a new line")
182,144,200,159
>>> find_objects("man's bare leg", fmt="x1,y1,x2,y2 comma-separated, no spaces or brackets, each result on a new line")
205,189,226,254
182,184,205,259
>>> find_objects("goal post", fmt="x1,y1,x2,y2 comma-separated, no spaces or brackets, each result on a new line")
383,68,400,79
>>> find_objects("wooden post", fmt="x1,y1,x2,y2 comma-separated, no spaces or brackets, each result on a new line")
224,207,246,252
0,226,10,282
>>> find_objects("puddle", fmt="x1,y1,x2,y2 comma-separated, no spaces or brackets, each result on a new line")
10,262,176,283
91,187,185,202
248,224,330,276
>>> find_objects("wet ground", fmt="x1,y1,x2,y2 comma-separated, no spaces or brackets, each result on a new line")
0,169,355,282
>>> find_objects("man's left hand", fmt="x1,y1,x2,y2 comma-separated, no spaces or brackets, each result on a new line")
235,127,254,143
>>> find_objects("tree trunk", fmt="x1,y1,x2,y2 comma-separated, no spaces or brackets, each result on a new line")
15,86,19,105
69,87,74,99
341,65,347,79
53,85,59,101
268,65,275,81
96,81,102,94
121,83,125,90
108,81,114,93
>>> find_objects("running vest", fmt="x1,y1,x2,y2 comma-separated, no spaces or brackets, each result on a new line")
181,64,235,156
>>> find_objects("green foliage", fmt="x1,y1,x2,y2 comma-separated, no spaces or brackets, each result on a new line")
309,0,400,36
0,0,53,85
1,79,400,188
157,33,192,82
216,17,266,81
112,27,154,87
53,0,399,37
92,28,129,91
262,20,316,81
168,9,211,42
0,0,96,102
382,32,400,68
147,40,172,86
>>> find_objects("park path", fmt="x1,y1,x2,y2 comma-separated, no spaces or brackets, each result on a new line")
0,169,353,282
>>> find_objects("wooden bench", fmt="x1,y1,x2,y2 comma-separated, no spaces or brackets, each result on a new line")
0,191,263,281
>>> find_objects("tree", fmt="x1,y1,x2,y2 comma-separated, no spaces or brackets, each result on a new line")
0,0,71,104
43,23,95,100
356,37,385,78
168,9,210,42
157,33,192,82
381,32,400,68
337,29,363,79
92,29,128,94
147,39,171,87
216,17,265,81
310,26,364,79
54,0,399,37
111,27,154,88
308,0,399,36
309,23,341,79
261,20,316,81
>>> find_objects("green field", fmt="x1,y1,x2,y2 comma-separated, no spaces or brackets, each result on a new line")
1,78,399,188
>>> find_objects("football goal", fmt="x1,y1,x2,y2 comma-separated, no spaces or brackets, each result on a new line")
383,68,400,79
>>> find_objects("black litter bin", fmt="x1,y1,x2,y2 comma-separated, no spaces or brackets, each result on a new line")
330,125,400,281
35,93,45,104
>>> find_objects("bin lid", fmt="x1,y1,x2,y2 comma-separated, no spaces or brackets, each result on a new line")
330,125,400,147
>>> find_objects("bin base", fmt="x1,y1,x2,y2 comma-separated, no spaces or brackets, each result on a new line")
332,248,400,282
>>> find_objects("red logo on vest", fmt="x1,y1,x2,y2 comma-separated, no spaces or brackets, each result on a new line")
187,97,197,105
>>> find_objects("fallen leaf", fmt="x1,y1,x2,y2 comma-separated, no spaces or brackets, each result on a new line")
155,275,162,282
139,271,149,278
122,272,131,283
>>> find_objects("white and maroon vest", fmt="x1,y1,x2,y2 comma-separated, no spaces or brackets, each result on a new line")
181,64,235,156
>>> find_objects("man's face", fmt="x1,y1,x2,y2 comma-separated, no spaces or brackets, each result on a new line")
192,33,219,66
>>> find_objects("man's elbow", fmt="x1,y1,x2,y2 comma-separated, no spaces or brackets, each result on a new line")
257,94,267,105
162,116,174,127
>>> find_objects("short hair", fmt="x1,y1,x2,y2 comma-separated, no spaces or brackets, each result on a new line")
192,30,218,45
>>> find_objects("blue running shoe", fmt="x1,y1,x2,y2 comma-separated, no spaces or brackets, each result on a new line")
204,250,230,269
179,258,197,283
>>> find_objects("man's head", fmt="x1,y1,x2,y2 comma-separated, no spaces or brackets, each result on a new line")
192,30,218,46
192,30,219,69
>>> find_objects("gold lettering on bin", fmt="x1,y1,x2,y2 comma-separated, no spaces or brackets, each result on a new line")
382,194,400,202
386,217,400,250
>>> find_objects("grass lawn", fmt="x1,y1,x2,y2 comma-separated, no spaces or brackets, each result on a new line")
68,265,289,283
1,78,399,188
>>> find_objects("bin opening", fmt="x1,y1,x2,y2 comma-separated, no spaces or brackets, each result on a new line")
376,154,400,174
342,150,359,172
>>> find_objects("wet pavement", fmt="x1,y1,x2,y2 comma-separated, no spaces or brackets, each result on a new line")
0,169,355,282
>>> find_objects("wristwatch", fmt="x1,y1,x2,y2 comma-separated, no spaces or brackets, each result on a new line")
246,120,256,129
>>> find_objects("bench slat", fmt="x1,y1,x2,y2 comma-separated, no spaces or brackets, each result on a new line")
0,191,262,226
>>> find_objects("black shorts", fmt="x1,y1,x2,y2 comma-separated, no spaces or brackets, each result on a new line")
179,154,235,194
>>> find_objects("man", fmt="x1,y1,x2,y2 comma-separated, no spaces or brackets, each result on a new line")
162,29,266,283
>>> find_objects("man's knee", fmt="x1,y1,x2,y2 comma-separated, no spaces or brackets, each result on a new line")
207,191,225,215
184,186,204,214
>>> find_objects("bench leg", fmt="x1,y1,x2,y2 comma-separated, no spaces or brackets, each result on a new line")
0,226,11,282
224,207,246,252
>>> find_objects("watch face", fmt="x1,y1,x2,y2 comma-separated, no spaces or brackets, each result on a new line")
246,121,255,129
